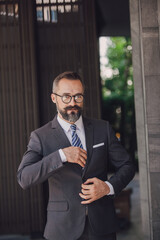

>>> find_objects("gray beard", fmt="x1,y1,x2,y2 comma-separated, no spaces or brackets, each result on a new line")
59,110,81,123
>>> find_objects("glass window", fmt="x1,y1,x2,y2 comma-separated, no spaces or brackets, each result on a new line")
43,0,49,3
36,0,42,4
51,6,57,22
0,4,6,16
8,4,14,17
36,6,43,21
65,4,71,12
72,4,78,12
58,5,64,13
44,6,50,22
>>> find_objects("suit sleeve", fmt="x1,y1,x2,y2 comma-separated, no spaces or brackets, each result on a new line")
17,131,64,189
107,124,135,196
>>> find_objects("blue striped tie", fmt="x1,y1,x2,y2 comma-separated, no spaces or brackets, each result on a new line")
70,124,83,149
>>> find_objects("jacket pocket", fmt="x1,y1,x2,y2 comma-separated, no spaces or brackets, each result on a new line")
47,201,69,211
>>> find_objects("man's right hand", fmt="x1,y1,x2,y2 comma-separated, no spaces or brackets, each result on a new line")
62,146,87,168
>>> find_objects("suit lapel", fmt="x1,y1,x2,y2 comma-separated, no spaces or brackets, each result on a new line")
82,117,94,177
51,116,71,149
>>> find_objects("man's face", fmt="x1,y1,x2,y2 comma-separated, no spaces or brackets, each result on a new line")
51,78,84,123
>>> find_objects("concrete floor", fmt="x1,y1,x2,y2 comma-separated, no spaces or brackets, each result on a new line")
117,173,144,240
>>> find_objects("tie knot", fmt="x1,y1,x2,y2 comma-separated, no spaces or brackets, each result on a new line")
70,124,76,132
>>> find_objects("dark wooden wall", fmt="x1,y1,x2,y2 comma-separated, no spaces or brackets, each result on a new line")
0,0,101,235
35,0,101,125
0,0,45,234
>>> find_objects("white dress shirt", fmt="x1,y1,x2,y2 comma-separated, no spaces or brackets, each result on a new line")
57,115,114,195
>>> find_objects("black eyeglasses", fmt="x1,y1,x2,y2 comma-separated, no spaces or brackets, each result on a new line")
53,93,84,104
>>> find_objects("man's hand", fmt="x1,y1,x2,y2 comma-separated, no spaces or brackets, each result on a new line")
62,146,87,168
79,177,110,204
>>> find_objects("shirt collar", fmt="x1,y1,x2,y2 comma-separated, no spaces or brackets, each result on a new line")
57,115,83,133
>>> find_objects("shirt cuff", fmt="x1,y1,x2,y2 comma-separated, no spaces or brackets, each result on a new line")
105,181,115,195
59,149,67,163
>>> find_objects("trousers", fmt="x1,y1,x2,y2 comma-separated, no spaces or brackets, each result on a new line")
77,217,117,240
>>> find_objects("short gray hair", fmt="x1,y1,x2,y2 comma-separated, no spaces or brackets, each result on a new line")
52,71,84,92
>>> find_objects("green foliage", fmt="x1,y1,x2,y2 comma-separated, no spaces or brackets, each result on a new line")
103,37,133,98
102,37,137,168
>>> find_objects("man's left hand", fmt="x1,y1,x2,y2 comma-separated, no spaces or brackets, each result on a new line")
79,177,110,204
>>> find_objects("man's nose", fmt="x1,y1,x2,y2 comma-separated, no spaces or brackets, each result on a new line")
69,97,76,106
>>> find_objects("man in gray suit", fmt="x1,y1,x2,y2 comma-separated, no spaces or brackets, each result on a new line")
17,71,135,240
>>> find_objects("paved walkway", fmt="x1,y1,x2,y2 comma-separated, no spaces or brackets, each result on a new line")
117,173,144,240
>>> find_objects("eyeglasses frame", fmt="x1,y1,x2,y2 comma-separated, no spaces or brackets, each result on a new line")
52,92,84,104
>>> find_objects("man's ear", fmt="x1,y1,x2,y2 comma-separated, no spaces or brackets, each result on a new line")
51,93,56,103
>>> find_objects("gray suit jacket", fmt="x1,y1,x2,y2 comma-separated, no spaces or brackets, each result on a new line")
17,116,135,240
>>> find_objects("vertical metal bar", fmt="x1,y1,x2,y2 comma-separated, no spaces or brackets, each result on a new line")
0,3,7,230
4,2,11,228
12,0,21,228
17,0,29,231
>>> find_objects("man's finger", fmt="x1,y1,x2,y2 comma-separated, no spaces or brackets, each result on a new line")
81,188,90,194
80,156,86,165
79,151,87,160
79,193,91,200
81,184,92,190
77,160,85,168
79,148,87,155
75,146,87,155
